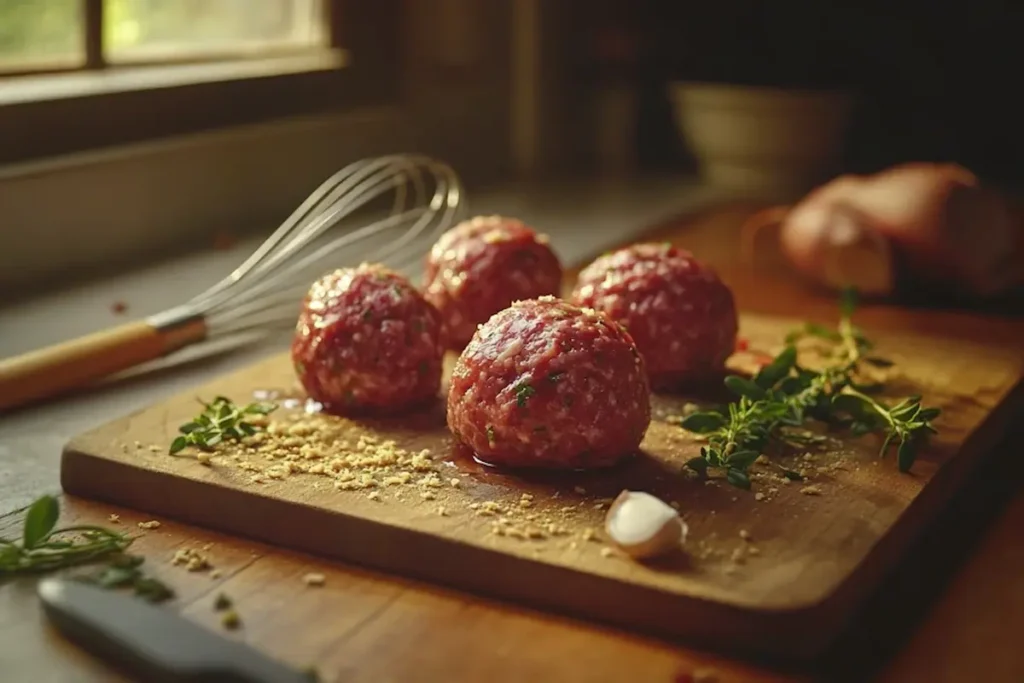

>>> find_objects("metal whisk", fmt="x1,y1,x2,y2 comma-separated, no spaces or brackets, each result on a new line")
0,154,465,413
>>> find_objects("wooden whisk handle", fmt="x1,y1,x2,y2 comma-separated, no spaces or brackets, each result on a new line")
0,311,206,413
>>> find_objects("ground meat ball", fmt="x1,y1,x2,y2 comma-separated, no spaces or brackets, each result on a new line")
423,215,563,348
291,263,444,414
447,296,651,470
571,243,738,390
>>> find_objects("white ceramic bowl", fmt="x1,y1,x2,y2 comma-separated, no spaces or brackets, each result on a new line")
669,82,853,199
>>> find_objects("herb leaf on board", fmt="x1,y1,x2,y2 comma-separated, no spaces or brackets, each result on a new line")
170,396,278,455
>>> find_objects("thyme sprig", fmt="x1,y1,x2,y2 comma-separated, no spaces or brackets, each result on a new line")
682,289,941,489
0,495,132,573
170,395,277,454
1,495,175,602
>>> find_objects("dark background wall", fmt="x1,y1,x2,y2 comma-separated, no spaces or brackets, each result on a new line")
569,0,1024,189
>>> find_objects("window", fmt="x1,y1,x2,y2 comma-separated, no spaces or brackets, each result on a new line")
0,0,401,165
0,0,329,74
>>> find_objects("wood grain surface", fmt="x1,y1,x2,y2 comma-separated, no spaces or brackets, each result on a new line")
59,273,1024,662
5,202,1024,683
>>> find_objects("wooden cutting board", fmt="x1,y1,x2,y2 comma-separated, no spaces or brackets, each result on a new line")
59,305,1024,662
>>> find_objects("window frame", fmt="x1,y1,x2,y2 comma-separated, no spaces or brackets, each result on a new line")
0,0,401,165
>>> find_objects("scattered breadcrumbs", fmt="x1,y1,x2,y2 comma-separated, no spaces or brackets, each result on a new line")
197,453,213,466
205,414,457,505
800,485,824,496
221,610,241,630
600,547,614,558
108,514,120,523
581,528,598,542
367,491,381,501
754,492,765,502
172,548,212,572
739,529,751,541
303,573,326,586
148,445,161,453
137,520,161,530
573,486,586,495
748,546,761,556
476,501,503,516
210,569,223,579
437,506,448,516
449,478,461,487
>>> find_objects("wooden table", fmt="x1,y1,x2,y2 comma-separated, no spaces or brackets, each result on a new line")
3,204,1023,683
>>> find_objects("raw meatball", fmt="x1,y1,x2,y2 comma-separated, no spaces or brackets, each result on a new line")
423,215,563,348
571,243,738,390
447,296,651,470
291,263,444,413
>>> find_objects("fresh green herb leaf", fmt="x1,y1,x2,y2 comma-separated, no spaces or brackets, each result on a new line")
897,438,917,472
724,375,767,400
679,412,726,433
726,469,751,489
685,456,709,475
134,577,175,603
22,495,59,550
753,345,797,389
93,565,142,588
170,396,277,454
725,450,760,470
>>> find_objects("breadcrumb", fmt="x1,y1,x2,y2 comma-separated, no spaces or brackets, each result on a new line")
303,573,326,586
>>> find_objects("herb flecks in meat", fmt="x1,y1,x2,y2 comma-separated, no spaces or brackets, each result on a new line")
514,382,536,407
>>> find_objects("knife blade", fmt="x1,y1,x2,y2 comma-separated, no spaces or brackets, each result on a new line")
37,577,314,683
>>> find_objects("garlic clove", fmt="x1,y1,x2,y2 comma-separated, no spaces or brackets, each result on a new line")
604,490,687,560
